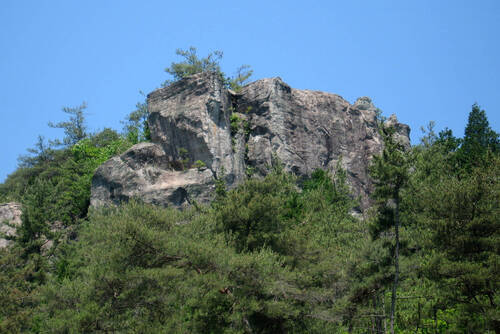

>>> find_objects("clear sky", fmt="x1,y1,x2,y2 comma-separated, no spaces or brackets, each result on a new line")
1,0,499,182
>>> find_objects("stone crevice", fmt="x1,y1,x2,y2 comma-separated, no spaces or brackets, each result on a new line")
90,72,410,210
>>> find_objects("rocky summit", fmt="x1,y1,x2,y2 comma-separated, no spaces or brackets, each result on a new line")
91,72,410,210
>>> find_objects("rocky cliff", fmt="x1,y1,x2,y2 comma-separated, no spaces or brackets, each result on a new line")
91,72,410,210
0,202,22,248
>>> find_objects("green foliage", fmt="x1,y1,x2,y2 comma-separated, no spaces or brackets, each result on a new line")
413,155,499,332
216,166,299,253
163,46,253,90
0,246,46,333
30,162,360,333
178,147,188,157
193,160,206,170
48,102,88,146
17,178,54,253
0,58,498,333
17,135,53,168
164,46,224,86
370,127,411,206
122,93,151,144
375,107,387,124
214,167,227,202
370,125,412,334
457,103,499,171
402,106,500,333
228,65,253,92
2,127,132,243
230,112,242,136
177,147,190,170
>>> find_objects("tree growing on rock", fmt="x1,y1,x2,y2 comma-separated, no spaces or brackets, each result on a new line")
163,47,224,85
163,47,253,91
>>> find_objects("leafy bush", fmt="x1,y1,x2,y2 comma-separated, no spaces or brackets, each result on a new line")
193,160,206,170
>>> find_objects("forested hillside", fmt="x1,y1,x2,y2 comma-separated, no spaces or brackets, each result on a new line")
0,50,498,333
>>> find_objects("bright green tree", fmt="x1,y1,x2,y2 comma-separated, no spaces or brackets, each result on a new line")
163,47,253,91
163,47,223,85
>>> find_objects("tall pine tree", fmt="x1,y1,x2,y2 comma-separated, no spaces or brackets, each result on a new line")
370,125,411,334
458,103,499,171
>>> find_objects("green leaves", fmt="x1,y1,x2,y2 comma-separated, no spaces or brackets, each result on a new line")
122,95,151,145
216,167,298,253
371,126,411,202
48,102,88,147
24,163,361,333
163,46,253,92
163,47,224,86
405,106,499,332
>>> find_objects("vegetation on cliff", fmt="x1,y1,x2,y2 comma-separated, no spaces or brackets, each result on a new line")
0,51,498,332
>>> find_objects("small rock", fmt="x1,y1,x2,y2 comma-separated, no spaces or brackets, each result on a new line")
0,202,22,248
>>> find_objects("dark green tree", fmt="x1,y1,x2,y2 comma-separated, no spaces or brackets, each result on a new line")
370,125,411,334
216,164,298,253
458,103,499,170
17,178,54,254
418,154,499,332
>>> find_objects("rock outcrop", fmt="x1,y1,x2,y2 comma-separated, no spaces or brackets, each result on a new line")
0,202,22,248
91,142,215,208
91,72,410,210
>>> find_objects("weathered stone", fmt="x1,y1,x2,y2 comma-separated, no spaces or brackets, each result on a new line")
90,72,410,210
148,72,244,184
0,202,22,248
384,114,411,149
234,79,396,209
91,142,215,208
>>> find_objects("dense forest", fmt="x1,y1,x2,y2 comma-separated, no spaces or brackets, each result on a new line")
0,49,498,333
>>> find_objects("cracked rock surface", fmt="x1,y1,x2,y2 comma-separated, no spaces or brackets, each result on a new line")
91,72,410,210
0,202,22,248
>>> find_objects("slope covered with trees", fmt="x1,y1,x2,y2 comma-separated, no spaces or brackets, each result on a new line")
0,49,498,333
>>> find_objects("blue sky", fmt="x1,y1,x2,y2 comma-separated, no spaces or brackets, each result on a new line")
1,0,499,182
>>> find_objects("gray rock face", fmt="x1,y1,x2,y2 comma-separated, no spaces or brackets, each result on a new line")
91,142,215,208
0,202,22,248
91,72,410,210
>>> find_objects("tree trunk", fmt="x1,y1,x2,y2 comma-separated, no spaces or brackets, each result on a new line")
372,292,383,333
390,194,400,334
416,302,421,332
382,292,387,333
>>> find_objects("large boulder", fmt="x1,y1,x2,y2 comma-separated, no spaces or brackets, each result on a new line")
91,142,215,208
91,72,410,210
0,202,22,248
235,78,407,209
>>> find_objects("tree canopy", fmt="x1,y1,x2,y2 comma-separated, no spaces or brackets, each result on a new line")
0,52,498,333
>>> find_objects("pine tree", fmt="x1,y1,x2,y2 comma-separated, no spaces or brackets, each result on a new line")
370,125,411,334
17,178,54,254
163,47,223,86
458,103,499,170
48,102,88,146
